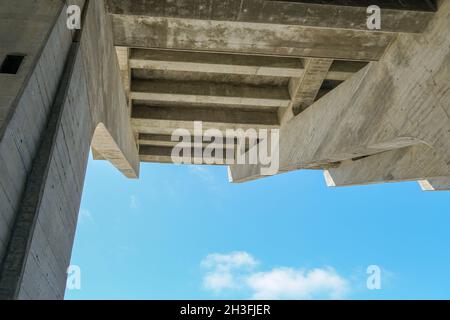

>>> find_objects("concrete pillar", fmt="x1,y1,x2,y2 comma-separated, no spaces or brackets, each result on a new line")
0,0,139,299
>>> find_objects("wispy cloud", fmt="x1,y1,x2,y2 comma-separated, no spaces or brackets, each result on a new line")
201,252,349,299
202,252,258,271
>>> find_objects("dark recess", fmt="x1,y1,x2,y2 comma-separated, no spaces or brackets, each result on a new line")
0,55,26,74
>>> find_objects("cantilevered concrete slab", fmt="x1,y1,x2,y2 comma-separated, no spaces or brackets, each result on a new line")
105,0,436,33
229,1,450,190
324,145,450,188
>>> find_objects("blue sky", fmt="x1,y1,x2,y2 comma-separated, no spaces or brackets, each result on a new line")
65,154,450,300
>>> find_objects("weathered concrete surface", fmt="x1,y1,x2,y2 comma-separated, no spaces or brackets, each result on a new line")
140,145,235,165
0,1,72,295
132,105,279,135
324,145,450,187
131,80,291,108
419,179,450,191
229,1,450,191
130,49,306,78
115,46,131,110
105,0,436,33
0,0,139,299
139,133,236,149
110,15,396,61
287,58,333,117
130,49,366,81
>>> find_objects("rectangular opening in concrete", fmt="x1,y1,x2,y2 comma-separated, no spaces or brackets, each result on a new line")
0,54,25,74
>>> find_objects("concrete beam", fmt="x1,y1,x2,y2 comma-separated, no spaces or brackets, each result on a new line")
140,145,231,165
132,105,279,135
139,133,237,149
280,58,334,123
324,144,450,187
130,49,305,78
229,2,450,190
131,80,291,108
115,46,131,109
130,49,366,81
105,0,436,33
111,15,395,61
289,58,333,116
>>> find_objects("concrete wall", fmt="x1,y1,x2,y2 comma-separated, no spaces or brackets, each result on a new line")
0,0,139,299
0,0,71,278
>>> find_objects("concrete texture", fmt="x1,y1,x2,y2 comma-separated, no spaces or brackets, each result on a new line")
110,15,396,61
105,0,435,33
324,145,450,187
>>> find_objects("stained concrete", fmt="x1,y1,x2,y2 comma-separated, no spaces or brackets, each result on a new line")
105,0,436,33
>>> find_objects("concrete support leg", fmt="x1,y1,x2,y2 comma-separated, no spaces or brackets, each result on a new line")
0,0,139,299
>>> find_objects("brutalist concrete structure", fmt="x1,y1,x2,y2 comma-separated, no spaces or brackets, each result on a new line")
0,0,448,299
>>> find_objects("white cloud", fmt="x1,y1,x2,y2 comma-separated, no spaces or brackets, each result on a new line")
202,252,258,271
247,267,349,300
201,252,349,300
201,252,258,293
203,271,236,293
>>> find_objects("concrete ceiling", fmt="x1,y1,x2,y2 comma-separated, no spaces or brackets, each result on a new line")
105,0,436,165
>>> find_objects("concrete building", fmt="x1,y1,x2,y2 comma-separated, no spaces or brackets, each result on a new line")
0,0,448,299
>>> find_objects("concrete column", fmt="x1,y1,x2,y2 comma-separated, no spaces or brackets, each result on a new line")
0,0,139,299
